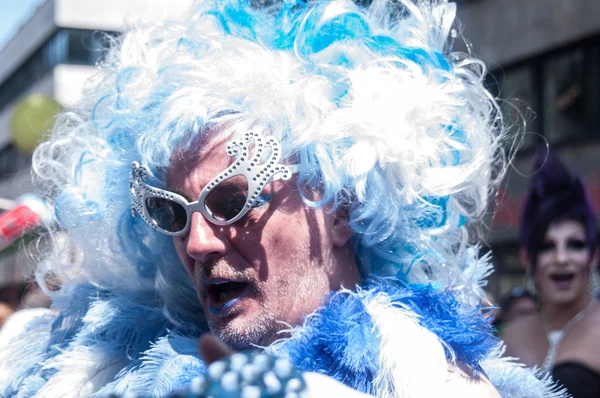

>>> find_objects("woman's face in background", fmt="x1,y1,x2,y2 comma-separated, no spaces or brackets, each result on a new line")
535,219,595,307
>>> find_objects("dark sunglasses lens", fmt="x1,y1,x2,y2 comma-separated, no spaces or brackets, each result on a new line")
204,175,249,222
146,197,187,233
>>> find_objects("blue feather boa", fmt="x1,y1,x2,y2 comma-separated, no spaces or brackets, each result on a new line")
268,278,496,395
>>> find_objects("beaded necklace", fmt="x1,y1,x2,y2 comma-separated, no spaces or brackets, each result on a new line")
541,298,597,373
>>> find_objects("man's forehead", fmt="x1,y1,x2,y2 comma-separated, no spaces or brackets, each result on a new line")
170,129,235,171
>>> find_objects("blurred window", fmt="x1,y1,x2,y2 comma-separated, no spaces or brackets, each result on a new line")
489,244,526,299
491,35,600,152
0,145,31,178
0,29,117,112
542,47,589,143
0,31,68,111
496,65,539,151
66,29,113,65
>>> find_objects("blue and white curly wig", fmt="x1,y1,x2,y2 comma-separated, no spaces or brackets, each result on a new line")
32,0,507,327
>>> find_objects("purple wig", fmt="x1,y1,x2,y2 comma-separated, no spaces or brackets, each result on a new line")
519,148,597,267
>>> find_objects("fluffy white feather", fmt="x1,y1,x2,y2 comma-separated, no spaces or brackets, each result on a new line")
364,293,448,398
35,345,124,397
0,309,55,388
482,346,569,398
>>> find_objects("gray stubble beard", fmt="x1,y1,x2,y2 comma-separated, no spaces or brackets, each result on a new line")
211,309,280,350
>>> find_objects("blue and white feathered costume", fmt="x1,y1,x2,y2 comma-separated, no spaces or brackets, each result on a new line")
0,0,566,396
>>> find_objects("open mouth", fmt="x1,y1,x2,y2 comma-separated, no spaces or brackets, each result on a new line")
203,279,251,313
550,273,575,289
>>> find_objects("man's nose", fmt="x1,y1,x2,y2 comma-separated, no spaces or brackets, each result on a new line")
185,212,228,262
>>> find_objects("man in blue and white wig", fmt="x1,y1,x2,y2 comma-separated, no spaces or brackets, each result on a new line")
0,0,567,396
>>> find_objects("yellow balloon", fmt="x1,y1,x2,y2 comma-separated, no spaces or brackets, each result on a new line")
10,94,62,154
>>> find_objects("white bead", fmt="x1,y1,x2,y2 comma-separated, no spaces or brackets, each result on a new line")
229,353,249,372
241,364,259,383
190,376,206,393
263,371,282,395
241,385,261,398
221,371,240,392
208,361,227,380
252,353,271,372
274,358,293,379
285,377,303,392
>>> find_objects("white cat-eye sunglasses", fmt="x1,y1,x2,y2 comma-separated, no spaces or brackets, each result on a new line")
130,131,299,236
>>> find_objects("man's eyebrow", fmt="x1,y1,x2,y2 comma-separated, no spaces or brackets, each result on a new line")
208,179,248,193
172,178,248,199
164,179,199,201
169,187,188,198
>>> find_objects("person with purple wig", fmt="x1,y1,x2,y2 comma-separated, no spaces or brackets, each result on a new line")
503,148,600,397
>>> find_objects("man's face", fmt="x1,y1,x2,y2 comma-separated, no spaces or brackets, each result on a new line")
168,132,360,349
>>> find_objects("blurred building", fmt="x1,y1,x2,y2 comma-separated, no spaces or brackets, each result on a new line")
0,0,192,285
457,0,600,297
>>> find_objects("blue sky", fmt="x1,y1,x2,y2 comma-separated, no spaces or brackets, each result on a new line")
0,0,46,49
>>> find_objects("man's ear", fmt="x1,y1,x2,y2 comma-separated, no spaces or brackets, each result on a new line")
519,247,533,274
331,207,353,248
